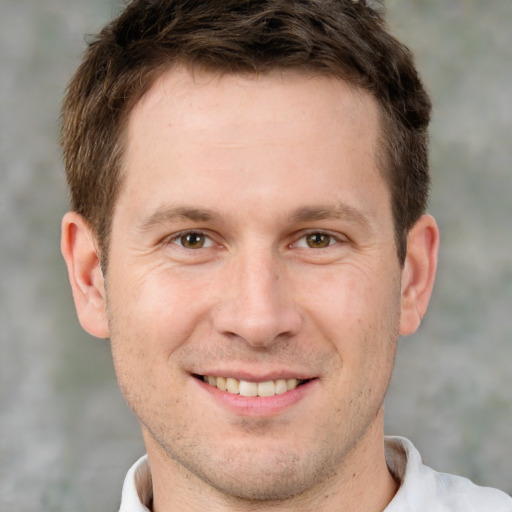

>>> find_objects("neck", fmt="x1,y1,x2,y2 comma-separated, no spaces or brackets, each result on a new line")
145,412,398,512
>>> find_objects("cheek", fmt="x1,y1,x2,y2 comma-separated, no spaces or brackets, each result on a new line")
300,260,400,325
106,271,201,416
106,266,212,368
297,262,401,369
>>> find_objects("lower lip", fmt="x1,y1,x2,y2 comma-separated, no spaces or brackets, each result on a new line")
195,378,317,417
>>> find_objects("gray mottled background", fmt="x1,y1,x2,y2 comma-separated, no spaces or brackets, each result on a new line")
0,1,510,511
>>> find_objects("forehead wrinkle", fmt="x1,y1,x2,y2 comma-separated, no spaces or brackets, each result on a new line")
137,205,220,233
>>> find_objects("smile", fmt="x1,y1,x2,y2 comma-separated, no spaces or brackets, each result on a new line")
200,375,309,397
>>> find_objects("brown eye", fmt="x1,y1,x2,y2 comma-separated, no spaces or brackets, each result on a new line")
179,232,206,249
305,233,332,248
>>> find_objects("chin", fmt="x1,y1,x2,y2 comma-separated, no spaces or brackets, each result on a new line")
167,440,340,503
198,464,326,502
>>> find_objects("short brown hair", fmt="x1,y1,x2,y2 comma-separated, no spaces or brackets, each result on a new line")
61,0,431,267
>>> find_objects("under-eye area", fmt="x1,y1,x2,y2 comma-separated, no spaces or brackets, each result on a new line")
193,374,311,397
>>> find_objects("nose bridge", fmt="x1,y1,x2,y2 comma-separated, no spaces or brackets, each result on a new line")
212,244,300,346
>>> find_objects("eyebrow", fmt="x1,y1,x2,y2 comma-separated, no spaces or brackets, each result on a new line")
289,204,372,230
137,206,220,232
137,203,372,233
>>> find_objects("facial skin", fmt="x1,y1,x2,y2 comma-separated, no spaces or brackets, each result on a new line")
62,67,439,512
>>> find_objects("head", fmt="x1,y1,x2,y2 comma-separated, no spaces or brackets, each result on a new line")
61,1,439,508
61,0,431,269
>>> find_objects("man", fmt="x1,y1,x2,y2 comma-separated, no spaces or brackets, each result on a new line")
60,0,512,510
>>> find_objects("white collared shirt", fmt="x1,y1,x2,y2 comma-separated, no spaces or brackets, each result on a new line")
119,437,512,511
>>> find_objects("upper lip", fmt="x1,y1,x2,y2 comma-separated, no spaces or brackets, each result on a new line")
192,368,316,382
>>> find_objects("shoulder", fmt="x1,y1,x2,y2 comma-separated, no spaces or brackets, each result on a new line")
385,436,512,512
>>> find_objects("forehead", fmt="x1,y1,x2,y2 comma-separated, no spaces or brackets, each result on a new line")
118,66,389,228
131,66,379,141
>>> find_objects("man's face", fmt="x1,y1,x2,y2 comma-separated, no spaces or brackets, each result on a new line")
106,68,404,499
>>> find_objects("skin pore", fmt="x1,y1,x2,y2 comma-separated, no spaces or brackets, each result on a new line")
61,67,439,512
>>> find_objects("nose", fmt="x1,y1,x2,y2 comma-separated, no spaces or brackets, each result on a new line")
211,250,302,348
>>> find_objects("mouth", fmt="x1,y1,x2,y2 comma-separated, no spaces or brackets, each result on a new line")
194,375,311,398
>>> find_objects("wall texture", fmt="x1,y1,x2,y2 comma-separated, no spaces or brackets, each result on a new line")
0,1,510,510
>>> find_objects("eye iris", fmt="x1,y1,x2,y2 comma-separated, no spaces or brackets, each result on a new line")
181,233,205,249
306,233,330,248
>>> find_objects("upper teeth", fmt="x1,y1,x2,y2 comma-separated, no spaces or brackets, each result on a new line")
203,376,302,397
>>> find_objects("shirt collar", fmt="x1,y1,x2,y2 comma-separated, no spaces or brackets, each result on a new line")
119,454,153,512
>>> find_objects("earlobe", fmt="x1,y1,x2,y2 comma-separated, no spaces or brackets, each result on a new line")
399,214,440,336
61,211,110,339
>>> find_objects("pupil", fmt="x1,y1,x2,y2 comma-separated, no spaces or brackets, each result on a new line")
183,233,204,248
307,233,329,248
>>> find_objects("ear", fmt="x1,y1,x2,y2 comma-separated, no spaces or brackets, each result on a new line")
399,214,440,336
61,211,110,338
